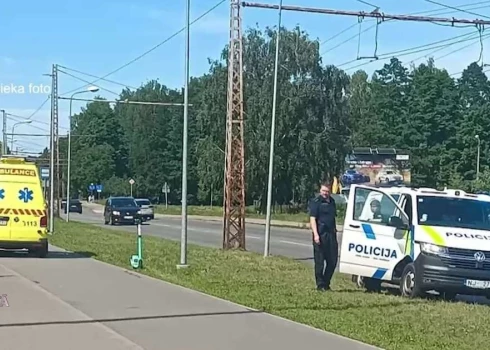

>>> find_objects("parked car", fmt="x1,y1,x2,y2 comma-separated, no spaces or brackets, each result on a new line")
375,170,403,184
341,169,365,185
63,199,82,214
103,197,141,225
135,198,154,221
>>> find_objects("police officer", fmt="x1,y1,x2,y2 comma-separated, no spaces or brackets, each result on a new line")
309,182,338,291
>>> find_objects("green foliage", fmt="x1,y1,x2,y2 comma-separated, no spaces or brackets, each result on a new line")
67,25,490,205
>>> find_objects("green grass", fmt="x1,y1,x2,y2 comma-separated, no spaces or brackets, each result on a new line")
51,219,489,350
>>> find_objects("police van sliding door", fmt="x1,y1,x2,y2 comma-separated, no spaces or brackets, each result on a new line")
339,185,409,281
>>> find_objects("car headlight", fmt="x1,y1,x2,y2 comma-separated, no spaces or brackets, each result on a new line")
113,211,120,215
420,242,448,255
137,210,141,214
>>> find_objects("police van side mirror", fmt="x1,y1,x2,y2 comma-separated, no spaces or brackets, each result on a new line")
388,216,408,230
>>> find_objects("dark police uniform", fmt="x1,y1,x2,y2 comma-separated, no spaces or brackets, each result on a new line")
309,194,338,290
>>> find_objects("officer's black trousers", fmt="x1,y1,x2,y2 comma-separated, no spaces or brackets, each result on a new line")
313,231,338,289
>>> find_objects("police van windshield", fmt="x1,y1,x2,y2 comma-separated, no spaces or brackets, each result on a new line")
417,195,490,231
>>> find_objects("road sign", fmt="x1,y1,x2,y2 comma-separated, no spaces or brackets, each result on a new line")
129,179,135,185
162,182,170,193
96,184,103,193
40,167,49,180
88,183,95,191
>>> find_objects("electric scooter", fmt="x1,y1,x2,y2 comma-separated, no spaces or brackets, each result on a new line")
130,219,143,269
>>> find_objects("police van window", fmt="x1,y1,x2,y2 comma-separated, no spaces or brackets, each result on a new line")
417,196,490,231
403,195,413,222
353,187,398,225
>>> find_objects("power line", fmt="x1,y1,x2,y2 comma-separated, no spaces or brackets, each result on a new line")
425,0,490,20
406,32,482,65
320,1,490,54
343,31,490,71
57,65,140,91
59,0,227,97
6,112,68,131
6,115,50,133
341,30,486,69
58,69,121,96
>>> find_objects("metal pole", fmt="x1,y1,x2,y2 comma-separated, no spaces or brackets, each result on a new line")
178,0,190,268
66,97,74,222
10,125,16,152
264,0,282,257
1,110,6,155
477,136,481,180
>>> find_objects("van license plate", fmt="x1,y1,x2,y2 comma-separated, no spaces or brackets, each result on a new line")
464,279,490,289
0,220,7,226
124,216,133,219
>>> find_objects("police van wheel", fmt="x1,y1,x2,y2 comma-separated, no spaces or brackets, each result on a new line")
400,263,422,298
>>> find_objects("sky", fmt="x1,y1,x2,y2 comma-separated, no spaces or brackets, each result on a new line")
1,0,490,154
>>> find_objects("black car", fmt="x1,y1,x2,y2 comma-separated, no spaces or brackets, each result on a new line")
103,197,141,225
63,199,82,214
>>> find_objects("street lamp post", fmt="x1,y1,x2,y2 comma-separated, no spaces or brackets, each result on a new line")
476,134,481,180
264,0,283,257
66,86,99,222
10,121,32,153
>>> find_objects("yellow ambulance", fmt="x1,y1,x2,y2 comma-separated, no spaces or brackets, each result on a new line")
0,155,48,257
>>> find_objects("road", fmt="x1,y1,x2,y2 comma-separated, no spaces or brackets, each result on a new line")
64,204,323,262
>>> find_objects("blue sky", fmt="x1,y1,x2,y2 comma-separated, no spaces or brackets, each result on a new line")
1,0,490,153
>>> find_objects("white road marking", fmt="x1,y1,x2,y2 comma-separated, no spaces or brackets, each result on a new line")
279,240,311,247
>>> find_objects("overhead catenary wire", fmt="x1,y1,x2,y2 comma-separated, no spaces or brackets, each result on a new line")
5,115,51,133
57,65,140,91
406,31,483,65
59,0,227,97
6,113,68,131
339,30,484,68
343,31,490,71
57,69,121,96
320,1,490,54
425,0,490,20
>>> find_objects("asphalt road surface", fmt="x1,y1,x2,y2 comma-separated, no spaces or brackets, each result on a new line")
62,205,322,263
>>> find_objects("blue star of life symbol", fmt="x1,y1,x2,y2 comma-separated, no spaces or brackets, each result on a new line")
0,189,4,200
18,188,33,203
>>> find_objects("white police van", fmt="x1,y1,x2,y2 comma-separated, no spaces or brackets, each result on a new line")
339,184,490,299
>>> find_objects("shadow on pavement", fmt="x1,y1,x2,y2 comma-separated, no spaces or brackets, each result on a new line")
0,309,263,328
0,250,96,259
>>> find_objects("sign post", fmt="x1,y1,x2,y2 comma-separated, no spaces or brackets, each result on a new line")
96,184,102,200
162,182,170,209
129,179,135,197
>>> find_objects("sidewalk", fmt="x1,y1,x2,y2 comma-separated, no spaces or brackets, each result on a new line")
0,245,379,350
84,202,344,231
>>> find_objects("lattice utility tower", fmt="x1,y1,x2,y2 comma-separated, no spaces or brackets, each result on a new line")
51,64,60,218
223,0,246,250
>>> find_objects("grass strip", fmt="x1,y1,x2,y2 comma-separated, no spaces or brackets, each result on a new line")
51,219,488,350
94,201,347,223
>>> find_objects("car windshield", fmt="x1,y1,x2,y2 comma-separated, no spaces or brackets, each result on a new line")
136,199,151,206
112,198,137,207
417,195,490,231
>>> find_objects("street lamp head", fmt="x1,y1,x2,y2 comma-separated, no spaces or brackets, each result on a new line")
475,135,479,138
25,120,33,124
87,86,99,93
